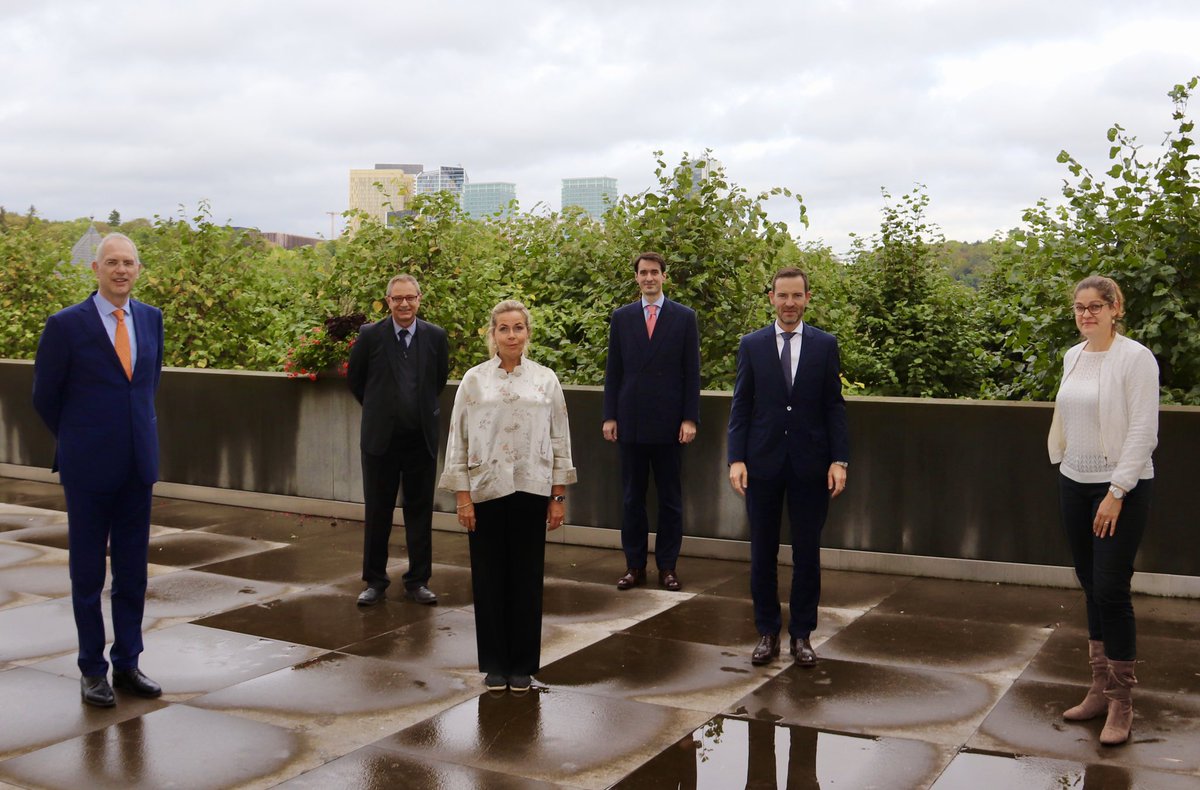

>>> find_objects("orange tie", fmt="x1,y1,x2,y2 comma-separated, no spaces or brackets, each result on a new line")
114,308,133,380
646,304,657,338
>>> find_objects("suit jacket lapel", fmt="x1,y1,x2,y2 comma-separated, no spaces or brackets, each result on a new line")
80,296,128,379
792,324,819,395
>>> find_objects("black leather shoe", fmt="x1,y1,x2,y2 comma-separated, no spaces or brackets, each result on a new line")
616,568,646,590
484,673,507,692
81,675,115,707
658,569,682,592
751,633,781,666
790,637,818,668
112,668,162,698
357,586,386,606
404,585,438,605
508,675,532,694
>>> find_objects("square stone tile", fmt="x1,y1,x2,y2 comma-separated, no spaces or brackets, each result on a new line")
0,541,71,599
341,608,482,672
969,679,1200,773
0,540,48,569
0,480,67,509
193,543,362,586
274,745,568,789
702,567,913,611
1134,594,1200,641
0,667,166,761
619,593,857,653
819,611,1053,678
0,588,48,611
3,523,179,553
376,687,714,788
31,624,325,698
542,577,682,627
142,569,291,623
192,582,440,651
615,716,954,790
931,750,1200,790
727,658,1006,746
0,506,68,533
537,632,782,713
429,529,473,566
145,531,286,569
1022,625,1200,697
325,562,476,609
872,577,1081,628
189,652,477,760
0,598,95,664
149,498,283,530
0,704,306,789
188,506,356,544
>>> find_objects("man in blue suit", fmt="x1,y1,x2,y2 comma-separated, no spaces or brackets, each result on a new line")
727,267,848,668
603,252,701,592
33,233,165,706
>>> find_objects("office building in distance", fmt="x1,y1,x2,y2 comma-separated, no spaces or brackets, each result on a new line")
462,182,517,218
348,164,422,228
415,166,468,200
561,176,617,219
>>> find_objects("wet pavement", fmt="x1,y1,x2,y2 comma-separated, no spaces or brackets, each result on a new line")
0,478,1198,789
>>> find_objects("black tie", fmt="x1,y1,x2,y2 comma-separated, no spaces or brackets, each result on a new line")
397,328,409,347
781,331,796,394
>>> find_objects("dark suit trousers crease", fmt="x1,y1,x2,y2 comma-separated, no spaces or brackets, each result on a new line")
64,475,153,676
361,429,435,590
746,470,830,639
619,441,684,570
468,492,548,676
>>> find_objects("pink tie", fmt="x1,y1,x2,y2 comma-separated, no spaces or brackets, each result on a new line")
646,304,657,338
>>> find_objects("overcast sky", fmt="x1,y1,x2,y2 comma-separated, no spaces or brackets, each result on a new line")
3,1,1198,251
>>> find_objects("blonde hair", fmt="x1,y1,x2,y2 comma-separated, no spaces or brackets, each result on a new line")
486,299,532,356
1074,275,1125,335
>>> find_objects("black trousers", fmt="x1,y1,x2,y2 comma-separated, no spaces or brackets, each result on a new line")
64,474,153,676
1058,473,1153,661
747,470,829,639
619,441,684,570
469,492,548,676
361,429,435,591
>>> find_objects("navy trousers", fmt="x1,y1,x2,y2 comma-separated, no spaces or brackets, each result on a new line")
64,475,153,676
746,470,830,639
618,441,684,570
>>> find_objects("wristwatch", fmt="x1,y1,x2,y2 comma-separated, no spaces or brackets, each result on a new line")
1108,485,1125,500
551,495,566,503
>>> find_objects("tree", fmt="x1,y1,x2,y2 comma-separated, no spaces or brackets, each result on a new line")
108,210,121,227
839,187,988,398
983,76,1200,403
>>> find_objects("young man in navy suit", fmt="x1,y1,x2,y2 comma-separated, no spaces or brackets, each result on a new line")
727,267,849,667
33,233,165,706
602,252,701,592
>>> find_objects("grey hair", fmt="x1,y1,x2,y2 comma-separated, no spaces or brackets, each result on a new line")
95,233,140,265
486,299,532,356
387,274,421,296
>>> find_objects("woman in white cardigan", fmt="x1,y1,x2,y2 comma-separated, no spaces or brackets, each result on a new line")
1048,275,1159,746
440,300,577,694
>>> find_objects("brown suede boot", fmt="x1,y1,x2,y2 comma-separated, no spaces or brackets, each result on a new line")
1099,659,1137,746
1063,639,1108,721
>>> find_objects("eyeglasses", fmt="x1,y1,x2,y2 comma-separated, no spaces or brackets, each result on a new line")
1072,302,1108,316
388,295,420,304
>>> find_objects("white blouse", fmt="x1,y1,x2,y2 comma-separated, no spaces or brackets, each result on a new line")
439,355,577,503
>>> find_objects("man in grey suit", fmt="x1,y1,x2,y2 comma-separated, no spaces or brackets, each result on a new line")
348,274,449,606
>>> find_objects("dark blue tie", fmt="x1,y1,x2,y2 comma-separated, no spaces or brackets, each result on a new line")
781,331,795,393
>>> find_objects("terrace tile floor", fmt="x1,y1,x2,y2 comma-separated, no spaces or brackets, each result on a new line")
0,478,1197,788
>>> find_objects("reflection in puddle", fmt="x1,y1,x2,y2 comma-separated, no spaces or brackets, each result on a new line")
616,715,942,789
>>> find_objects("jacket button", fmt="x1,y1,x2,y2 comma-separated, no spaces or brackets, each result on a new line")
786,406,792,412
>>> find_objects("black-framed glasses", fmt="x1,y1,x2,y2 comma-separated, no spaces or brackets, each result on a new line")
1072,302,1108,316
389,295,420,304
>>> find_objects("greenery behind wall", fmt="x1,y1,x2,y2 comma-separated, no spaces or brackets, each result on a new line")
2,78,1196,404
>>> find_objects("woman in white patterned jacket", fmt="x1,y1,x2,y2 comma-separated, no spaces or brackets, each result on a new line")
440,299,577,695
